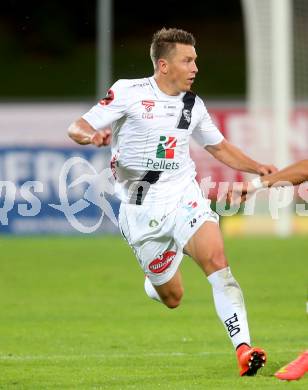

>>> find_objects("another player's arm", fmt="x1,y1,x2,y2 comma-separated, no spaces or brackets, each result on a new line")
227,159,308,205
68,118,111,147
259,159,308,187
205,139,277,175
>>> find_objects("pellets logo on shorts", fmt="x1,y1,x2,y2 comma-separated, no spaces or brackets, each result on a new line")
148,251,176,274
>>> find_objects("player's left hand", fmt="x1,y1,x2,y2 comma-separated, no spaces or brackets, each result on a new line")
257,164,278,175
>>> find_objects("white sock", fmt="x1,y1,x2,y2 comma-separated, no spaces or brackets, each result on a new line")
207,267,251,349
144,277,162,302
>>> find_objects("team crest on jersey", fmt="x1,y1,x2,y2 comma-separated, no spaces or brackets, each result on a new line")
99,89,114,106
177,91,196,129
142,100,155,112
182,109,191,124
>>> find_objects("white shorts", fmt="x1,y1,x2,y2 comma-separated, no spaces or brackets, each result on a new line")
118,180,219,286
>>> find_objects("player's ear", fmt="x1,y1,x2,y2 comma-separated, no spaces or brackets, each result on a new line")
157,58,168,75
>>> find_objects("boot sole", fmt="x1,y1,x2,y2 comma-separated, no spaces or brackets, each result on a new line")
242,351,266,376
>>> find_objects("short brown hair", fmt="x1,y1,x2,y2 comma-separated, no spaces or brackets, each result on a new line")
150,27,196,68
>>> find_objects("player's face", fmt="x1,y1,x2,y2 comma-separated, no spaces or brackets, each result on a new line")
165,44,198,93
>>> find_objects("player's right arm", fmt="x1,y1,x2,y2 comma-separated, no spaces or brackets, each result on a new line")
68,80,129,147
68,118,111,147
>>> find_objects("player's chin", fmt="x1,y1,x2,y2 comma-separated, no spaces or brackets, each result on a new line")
185,80,194,91
182,83,192,92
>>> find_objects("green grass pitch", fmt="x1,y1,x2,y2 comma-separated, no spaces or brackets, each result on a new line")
0,235,307,389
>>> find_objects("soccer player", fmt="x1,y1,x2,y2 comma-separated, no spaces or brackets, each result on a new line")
68,28,276,376
228,159,308,381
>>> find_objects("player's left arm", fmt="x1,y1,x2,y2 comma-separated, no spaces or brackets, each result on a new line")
258,159,308,187
192,99,276,175
205,139,277,175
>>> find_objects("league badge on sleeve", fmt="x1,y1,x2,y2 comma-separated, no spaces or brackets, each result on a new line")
99,89,114,106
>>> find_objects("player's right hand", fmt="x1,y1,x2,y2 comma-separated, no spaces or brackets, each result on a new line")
90,129,112,147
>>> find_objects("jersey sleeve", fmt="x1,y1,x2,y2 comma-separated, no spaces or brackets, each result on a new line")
82,80,129,130
192,100,224,147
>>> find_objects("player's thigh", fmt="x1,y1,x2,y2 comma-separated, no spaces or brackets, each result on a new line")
184,221,228,275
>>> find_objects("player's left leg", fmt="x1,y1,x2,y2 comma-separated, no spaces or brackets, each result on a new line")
184,221,250,347
184,221,266,376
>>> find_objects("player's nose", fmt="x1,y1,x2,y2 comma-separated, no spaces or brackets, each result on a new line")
192,61,198,74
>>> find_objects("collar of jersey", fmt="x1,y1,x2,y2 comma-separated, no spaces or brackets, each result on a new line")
149,76,185,101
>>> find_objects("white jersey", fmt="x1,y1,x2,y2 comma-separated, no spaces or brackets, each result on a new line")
82,76,224,205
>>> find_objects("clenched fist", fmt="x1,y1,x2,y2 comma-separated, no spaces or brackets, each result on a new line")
90,129,112,147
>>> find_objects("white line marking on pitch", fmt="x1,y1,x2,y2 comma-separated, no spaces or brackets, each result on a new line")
0,350,300,362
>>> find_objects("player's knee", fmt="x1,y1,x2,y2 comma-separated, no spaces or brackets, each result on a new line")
162,287,184,309
164,297,181,309
208,249,228,271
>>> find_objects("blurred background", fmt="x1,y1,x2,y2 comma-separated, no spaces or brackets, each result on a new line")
0,0,245,100
0,0,307,235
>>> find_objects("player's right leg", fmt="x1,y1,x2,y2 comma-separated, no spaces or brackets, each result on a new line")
149,269,184,308
140,245,185,309
118,202,185,309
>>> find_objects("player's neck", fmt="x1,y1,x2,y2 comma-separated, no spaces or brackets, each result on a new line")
153,75,181,96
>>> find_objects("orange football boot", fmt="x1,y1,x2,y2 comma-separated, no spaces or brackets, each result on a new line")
237,344,267,376
275,351,308,381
